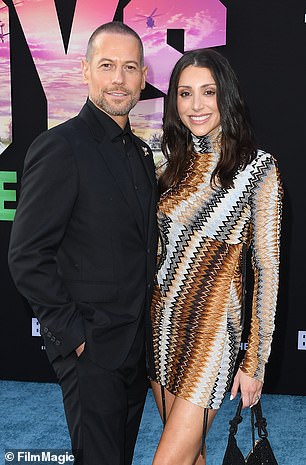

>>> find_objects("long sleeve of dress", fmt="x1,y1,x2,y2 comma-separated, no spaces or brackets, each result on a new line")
240,154,283,381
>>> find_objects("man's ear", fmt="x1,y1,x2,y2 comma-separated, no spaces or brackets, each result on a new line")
81,59,89,84
141,66,148,90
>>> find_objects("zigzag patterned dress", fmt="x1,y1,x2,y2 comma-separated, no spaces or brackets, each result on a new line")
151,127,282,409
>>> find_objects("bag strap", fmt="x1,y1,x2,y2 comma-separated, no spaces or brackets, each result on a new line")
252,401,269,439
161,385,166,427
229,399,243,436
229,399,269,449
200,408,209,456
251,405,255,450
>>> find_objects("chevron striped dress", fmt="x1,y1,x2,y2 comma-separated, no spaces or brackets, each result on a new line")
151,126,282,409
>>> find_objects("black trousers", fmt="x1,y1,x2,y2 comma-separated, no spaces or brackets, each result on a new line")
52,327,148,465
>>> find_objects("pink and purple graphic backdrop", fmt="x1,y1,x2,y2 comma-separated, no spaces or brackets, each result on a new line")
0,0,226,153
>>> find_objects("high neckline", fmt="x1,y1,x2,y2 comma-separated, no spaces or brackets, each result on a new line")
191,126,222,154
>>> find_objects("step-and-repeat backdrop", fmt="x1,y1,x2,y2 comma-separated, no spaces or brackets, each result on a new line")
0,0,305,395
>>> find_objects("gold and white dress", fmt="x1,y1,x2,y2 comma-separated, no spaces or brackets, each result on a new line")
151,127,282,409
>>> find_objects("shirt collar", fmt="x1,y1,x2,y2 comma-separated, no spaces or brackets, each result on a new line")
86,98,133,142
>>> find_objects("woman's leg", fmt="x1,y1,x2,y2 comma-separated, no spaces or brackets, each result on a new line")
151,382,218,465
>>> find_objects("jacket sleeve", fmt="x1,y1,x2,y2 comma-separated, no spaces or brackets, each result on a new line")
240,153,283,382
8,129,85,358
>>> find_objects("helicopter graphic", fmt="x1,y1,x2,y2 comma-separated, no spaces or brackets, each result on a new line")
133,8,164,29
0,20,9,42
0,1,23,42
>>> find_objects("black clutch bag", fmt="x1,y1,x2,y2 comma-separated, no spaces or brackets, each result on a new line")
222,399,278,465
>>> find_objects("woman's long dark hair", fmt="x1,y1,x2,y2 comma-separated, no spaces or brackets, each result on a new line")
159,48,257,193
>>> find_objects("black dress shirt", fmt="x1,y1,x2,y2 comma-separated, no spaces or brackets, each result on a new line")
86,99,151,237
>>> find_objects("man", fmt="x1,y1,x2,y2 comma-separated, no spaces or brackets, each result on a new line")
8,22,158,465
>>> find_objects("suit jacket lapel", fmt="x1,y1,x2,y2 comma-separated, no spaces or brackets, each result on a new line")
133,138,157,188
133,139,158,244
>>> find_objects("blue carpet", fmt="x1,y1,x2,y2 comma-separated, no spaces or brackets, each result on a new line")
0,380,305,464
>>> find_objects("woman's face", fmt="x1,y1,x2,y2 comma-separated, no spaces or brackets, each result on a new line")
176,65,221,137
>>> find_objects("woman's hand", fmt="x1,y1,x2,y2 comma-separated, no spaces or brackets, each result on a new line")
230,368,263,408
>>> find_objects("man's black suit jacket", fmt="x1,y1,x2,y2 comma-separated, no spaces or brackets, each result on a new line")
8,102,158,371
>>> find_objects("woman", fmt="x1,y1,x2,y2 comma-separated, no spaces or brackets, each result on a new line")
150,48,282,465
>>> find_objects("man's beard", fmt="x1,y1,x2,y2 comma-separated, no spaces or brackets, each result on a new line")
92,89,141,117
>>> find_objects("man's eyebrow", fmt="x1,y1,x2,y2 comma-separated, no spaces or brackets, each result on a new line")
96,58,140,66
